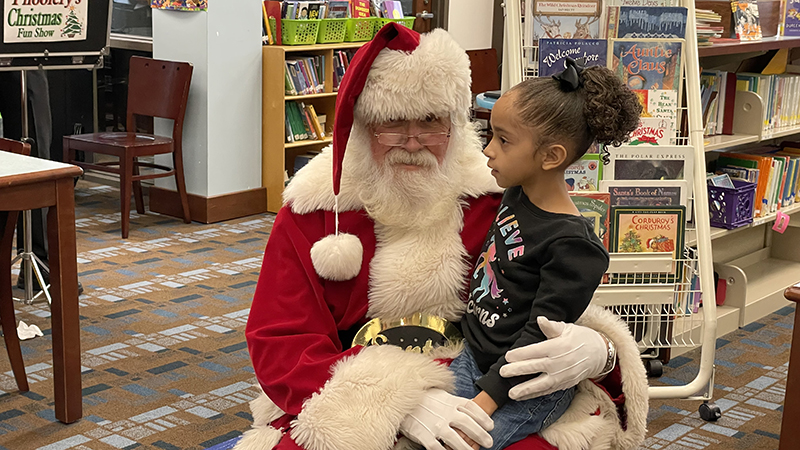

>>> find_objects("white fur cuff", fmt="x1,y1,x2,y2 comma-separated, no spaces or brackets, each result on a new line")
290,345,454,450
310,233,363,281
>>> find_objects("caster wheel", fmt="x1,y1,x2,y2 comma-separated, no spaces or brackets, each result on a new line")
699,402,721,422
645,359,663,378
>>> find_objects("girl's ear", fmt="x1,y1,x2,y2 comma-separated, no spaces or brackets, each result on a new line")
540,143,570,170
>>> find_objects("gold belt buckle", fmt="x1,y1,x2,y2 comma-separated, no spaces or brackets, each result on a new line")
352,312,462,354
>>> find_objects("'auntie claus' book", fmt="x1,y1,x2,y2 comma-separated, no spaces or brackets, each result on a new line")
538,39,607,77
608,39,683,91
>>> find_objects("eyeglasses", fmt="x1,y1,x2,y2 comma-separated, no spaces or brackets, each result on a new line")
374,131,451,147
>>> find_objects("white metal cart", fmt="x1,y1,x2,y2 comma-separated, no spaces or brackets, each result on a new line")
501,0,722,421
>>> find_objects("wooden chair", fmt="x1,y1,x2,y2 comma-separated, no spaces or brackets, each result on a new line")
63,56,194,238
0,137,32,392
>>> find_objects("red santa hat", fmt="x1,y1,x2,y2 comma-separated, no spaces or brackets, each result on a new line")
309,22,473,281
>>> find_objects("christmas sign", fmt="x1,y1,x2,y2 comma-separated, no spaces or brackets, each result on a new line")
4,0,88,44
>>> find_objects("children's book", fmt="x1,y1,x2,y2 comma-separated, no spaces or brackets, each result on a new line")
604,145,695,198
785,0,800,36
565,153,602,191
610,205,686,263
351,0,371,18
531,0,601,40
538,39,607,76
569,191,611,248
627,89,678,145
616,0,672,6
731,0,762,40
607,6,688,39
382,0,403,18
608,39,683,91
327,1,350,18
265,1,283,44
600,179,689,208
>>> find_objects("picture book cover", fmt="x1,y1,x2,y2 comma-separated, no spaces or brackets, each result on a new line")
531,0,601,39
609,40,683,91
532,15,601,40
605,145,695,197
382,0,403,18
628,116,676,145
600,179,689,207
538,39,607,76
565,154,602,191
616,0,672,6
351,0,371,18
569,191,611,248
635,89,679,118
608,6,688,39
327,1,351,18
610,206,686,260
785,0,800,36
732,0,762,40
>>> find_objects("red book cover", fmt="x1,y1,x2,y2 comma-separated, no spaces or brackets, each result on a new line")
350,0,371,18
722,71,737,135
265,1,282,45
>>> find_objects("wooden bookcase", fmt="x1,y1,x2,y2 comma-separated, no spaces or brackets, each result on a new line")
262,42,368,213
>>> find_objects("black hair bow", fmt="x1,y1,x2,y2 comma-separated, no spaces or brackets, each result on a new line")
552,57,586,92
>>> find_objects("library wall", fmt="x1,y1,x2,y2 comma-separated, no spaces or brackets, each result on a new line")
447,0,494,50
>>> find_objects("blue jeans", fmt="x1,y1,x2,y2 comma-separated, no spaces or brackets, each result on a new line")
450,344,575,450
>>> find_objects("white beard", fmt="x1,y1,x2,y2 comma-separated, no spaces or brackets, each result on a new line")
349,141,462,230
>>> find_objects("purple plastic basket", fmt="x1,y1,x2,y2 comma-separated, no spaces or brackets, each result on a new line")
708,179,757,229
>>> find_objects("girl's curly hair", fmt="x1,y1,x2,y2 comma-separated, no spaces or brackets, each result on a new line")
509,65,642,164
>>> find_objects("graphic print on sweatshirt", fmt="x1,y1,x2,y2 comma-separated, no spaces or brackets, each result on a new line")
467,205,523,328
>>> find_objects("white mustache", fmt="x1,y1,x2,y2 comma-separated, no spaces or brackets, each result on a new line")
384,149,437,168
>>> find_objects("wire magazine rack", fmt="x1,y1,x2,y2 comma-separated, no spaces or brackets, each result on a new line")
503,0,721,419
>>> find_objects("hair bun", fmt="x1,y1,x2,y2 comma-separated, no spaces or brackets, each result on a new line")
581,66,642,147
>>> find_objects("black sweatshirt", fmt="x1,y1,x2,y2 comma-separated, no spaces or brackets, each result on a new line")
463,186,609,407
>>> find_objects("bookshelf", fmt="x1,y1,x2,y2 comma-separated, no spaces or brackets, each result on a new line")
694,38,800,335
262,42,368,213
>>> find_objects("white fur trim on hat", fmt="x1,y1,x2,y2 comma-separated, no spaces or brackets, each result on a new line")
310,233,363,281
355,29,472,125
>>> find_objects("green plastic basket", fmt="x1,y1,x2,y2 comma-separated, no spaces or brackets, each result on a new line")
373,17,415,36
317,18,347,43
282,19,321,45
345,18,376,42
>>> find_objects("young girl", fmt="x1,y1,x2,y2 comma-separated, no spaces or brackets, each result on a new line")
451,59,642,450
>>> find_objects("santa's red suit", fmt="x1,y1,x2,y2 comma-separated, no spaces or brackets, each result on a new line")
237,25,647,450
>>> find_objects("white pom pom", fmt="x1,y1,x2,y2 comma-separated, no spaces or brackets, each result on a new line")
310,233,363,281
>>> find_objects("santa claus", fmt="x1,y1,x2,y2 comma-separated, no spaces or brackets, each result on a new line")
238,23,648,450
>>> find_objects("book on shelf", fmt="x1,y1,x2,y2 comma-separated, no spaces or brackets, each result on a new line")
605,6,688,39
382,0,403,18
731,0,762,40
326,1,350,18
264,1,282,44
609,205,686,277
629,89,678,145
285,55,326,96
538,38,607,77
565,153,602,191
697,1,733,39
600,179,690,209
530,0,601,40
285,101,328,144
569,191,611,249
351,0,371,18
608,39,683,91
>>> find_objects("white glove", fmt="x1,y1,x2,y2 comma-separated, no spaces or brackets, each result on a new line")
400,388,494,450
500,317,607,401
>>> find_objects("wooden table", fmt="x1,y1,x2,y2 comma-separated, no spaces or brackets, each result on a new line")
780,285,800,450
0,152,83,423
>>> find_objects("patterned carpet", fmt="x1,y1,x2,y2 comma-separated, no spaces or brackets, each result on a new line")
2,181,270,450
0,180,794,449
